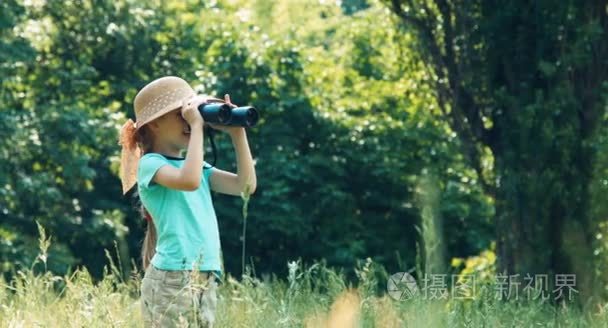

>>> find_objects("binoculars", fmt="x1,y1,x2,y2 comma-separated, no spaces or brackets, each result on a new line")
198,102,259,127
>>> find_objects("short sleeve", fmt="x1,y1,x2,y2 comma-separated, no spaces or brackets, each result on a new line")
137,153,169,189
203,161,215,181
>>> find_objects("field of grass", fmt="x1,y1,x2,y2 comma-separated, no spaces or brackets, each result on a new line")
1,227,607,327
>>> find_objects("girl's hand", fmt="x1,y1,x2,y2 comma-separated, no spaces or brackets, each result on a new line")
181,95,212,126
208,94,245,136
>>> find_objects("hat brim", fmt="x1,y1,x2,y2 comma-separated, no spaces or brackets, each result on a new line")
134,100,182,130
134,96,227,130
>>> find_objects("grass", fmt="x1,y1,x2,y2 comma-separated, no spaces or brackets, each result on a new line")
2,225,608,327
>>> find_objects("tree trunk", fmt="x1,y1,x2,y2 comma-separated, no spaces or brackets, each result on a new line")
386,0,608,303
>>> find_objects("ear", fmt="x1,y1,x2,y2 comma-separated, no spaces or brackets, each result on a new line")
147,120,161,133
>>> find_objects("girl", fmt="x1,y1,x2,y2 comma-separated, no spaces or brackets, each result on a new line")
118,76,257,327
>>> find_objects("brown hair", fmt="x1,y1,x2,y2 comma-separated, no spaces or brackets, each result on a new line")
140,204,157,270
134,125,157,271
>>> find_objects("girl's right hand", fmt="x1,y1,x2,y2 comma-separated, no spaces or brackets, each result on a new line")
181,95,209,126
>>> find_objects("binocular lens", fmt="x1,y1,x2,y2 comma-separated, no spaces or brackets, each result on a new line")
198,103,232,124
231,106,259,127
217,104,232,123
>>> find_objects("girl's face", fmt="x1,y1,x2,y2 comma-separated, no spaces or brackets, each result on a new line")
149,108,192,151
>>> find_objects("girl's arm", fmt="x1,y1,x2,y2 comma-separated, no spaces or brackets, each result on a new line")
153,123,204,191
209,128,257,196
153,97,206,191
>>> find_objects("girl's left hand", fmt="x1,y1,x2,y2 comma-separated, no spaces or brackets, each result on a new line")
207,94,245,136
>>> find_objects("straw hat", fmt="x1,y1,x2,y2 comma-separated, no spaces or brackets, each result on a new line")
133,76,197,130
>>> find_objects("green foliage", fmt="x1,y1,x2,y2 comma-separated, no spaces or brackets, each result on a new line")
204,0,494,277
0,0,160,279
0,0,493,287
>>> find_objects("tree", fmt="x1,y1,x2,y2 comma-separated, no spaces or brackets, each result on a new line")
385,0,608,301
208,0,493,277
0,0,494,285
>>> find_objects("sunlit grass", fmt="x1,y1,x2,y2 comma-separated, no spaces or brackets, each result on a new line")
1,226,607,327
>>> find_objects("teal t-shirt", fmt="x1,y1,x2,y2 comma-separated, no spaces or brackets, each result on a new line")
137,153,222,278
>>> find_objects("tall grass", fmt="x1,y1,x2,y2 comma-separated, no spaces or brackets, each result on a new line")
1,224,608,327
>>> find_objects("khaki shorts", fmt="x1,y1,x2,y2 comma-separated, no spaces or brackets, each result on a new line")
140,264,218,327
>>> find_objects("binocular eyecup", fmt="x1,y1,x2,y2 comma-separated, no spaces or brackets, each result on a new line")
198,103,259,127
